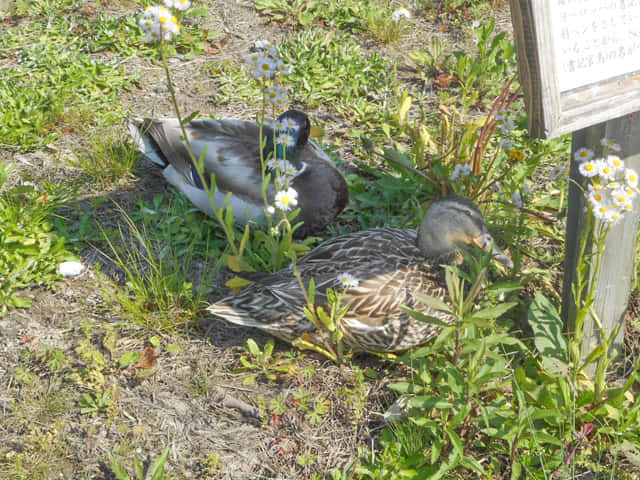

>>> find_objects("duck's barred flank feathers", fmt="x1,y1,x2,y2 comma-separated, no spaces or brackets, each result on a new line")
207,196,511,353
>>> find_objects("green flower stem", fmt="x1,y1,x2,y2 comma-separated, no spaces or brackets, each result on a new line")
285,219,341,361
158,41,239,256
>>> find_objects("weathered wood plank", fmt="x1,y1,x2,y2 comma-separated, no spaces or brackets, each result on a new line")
509,0,640,139
562,113,640,370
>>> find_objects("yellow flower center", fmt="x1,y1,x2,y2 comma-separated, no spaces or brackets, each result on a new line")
614,160,621,167
630,174,637,182
585,164,594,171
599,206,607,213
281,195,291,205
594,194,602,201
593,184,602,191
261,63,270,70
618,196,627,202
603,167,611,175
159,15,167,24
626,204,633,210
579,151,588,157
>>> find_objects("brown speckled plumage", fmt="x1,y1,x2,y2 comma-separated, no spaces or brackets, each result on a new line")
207,196,512,353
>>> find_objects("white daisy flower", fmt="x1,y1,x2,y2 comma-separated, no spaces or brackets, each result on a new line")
605,154,624,175
578,159,598,178
274,175,290,190
164,0,190,10
391,7,411,22
498,138,514,150
254,40,278,56
597,160,616,181
337,272,359,288
140,6,180,42
449,164,471,181
610,188,629,206
573,147,594,163
494,109,508,121
604,209,622,224
246,52,263,65
271,95,286,108
600,137,621,152
266,205,275,215
592,203,610,221
499,119,515,133
550,164,566,180
273,120,286,131
276,133,295,147
587,188,607,208
275,60,291,76
625,187,638,199
625,168,638,188
253,57,276,79
274,187,298,211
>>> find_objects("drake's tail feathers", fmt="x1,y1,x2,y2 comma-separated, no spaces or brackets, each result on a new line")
128,119,169,168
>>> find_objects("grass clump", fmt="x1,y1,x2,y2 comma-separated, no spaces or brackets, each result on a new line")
0,19,133,150
69,128,139,185
279,30,392,120
0,162,73,315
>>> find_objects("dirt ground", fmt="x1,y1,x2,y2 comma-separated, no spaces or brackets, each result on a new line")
0,1,517,478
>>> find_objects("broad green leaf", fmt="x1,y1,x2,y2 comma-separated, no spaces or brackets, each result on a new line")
470,301,517,320
409,396,454,409
527,292,569,375
118,351,141,369
403,306,450,327
413,292,452,314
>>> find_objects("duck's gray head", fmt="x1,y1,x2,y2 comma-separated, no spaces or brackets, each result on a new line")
417,195,513,268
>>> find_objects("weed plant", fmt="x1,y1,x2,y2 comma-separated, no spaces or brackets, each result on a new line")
0,162,73,314
0,20,133,150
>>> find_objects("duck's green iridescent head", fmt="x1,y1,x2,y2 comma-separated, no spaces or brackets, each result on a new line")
264,110,311,168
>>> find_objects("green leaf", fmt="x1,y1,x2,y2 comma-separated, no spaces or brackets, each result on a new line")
149,335,161,347
413,292,452,314
470,301,517,320
109,454,132,480
165,344,180,355
245,338,260,357
527,292,569,375
149,446,169,480
403,306,450,327
409,396,454,409
118,351,141,369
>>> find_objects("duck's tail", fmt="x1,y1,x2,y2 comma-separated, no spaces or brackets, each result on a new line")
128,118,170,168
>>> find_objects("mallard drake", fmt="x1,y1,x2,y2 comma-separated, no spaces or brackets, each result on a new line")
129,110,348,237
207,196,513,353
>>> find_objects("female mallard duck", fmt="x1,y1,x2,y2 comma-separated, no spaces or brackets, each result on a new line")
207,196,513,353
129,110,348,237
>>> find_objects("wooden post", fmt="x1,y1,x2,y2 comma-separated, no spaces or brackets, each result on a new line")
562,113,640,371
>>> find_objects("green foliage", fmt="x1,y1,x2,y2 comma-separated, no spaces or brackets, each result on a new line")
278,30,392,121
254,0,367,31
0,162,72,314
99,203,218,330
235,338,299,384
69,128,139,185
0,19,133,150
109,446,170,480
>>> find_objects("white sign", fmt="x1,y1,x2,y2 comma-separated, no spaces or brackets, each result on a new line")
550,0,640,93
